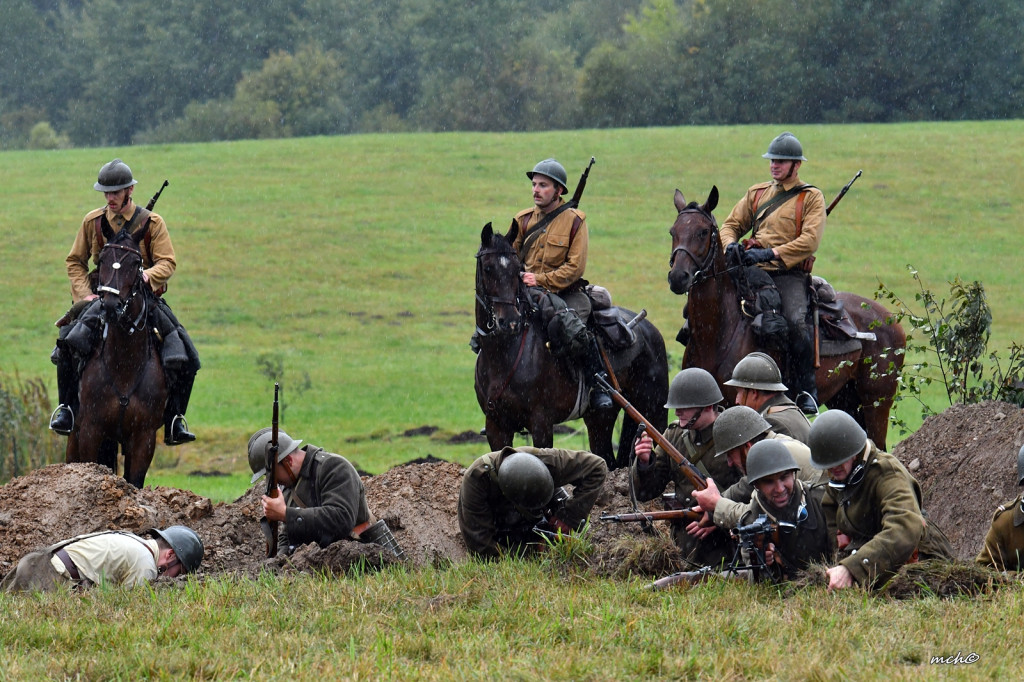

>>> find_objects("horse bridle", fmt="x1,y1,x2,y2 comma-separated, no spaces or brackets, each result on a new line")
474,247,526,338
669,206,742,289
97,241,148,335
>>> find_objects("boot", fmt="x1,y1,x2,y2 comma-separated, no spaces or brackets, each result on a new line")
165,414,196,446
582,338,613,411
796,387,819,415
790,331,819,415
163,369,197,445
160,329,190,368
49,348,79,436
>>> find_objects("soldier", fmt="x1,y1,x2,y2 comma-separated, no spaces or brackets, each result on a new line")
632,368,737,565
247,427,398,555
809,410,954,590
721,133,826,415
693,405,825,533
975,444,1024,571
1,526,203,593
50,158,199,446
510,158,611,410
724,351,811,442
458,446,607,558
731,439,830,582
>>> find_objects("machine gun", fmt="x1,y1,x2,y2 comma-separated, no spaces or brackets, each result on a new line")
531,486,575,539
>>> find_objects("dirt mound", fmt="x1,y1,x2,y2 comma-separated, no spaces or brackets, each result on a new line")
892,401,1024,561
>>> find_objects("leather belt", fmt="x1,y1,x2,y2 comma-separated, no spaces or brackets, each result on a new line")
55,548,82,581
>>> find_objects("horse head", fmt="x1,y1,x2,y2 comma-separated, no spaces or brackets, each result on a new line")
475,222,524,336
97,228,147,327
668,186,721,295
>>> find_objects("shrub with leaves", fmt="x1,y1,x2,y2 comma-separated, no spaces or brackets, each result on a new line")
875,267,1024,427
0,369,65,483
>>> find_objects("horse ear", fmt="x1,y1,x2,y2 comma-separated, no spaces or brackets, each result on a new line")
505,220,519,244
673,189,687,213
481,222,494,246
705,186,719,213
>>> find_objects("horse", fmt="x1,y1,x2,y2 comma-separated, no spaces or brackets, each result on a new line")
474,222,669,470
666,187,906,450
65,227,167,487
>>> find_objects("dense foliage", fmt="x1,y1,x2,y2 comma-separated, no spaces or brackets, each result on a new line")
2,0,1022,148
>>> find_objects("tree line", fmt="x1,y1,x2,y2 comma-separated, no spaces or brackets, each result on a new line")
2,0,1021,149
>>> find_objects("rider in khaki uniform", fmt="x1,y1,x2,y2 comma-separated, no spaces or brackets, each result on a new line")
458,446,608,557
975,445,1024,571
720,133,826,415
632,368,738,566
50,158,199,445
509,158,611,410
810,410,954,590
724,352,811,443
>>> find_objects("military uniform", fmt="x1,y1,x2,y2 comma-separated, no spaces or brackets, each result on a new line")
279,445,375,550
975,495,1024,571
458,446,607,557
822,443,953,587
736,479,829,582
1,531,158,593
511,200,589,308
758,393,811,443
712,432,826,530
632,421,740,564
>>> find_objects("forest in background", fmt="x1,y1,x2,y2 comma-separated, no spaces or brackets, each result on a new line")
2,0,1023,148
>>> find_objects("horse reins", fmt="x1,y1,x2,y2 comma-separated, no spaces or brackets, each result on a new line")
669,206,745,290
98,241,149,335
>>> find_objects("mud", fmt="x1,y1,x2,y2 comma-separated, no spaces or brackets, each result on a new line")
1,401,1020,583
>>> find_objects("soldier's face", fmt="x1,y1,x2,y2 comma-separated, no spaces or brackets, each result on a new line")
726,447,747,474
532,176,560,210
769,159,799,182
104,187,132,212
827,458,856,483
754,470,795,509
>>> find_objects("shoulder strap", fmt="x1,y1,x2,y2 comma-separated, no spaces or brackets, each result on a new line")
517,203,574,261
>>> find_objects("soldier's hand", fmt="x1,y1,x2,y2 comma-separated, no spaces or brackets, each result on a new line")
764,542,777,566
634,433,654,464
262,494,287,522
686,511,716,539
725,242,744,267
836,532,851,550
521,272,537,287
693,478,720,513
826,564,854,591
742,247,776,265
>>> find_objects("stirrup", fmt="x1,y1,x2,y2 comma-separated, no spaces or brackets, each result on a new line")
796,391,819,415
165,414,196,445
49,404,75,436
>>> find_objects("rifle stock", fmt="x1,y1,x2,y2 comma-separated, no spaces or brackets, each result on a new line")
600,509,702,524
263,383,281,557
595,375,707,491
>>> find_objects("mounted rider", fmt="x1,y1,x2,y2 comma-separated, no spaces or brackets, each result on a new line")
49,158,200,446
509,158,611,410
720,132,826,415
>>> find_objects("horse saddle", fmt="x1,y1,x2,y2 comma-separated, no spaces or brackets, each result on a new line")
811,276,876,343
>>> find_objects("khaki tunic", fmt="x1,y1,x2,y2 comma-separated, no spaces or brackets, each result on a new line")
759,393,811,443
458,446,608,557
822,444,953,587
720,178,826,270
281,445,374,550
510,199,588,294
975,495,1024,571
65,200,177,303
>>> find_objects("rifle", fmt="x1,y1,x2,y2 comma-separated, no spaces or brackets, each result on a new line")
825,170,861,215
262,383,282,558
532,486,574,539
594,375,707,491
568,157,596,209
146,180,169,211
600,509,703,524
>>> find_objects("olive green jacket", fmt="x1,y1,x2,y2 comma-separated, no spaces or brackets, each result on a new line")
282,445,373,550
458,446,608,557
759,393,811,444
975,494,1024,571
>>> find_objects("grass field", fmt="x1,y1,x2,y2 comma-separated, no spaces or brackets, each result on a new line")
4,121,1024,495
3,122,1024,679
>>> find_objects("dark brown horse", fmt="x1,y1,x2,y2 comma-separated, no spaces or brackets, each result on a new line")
667,187,905,449
66,228,166,487
474,222,669,469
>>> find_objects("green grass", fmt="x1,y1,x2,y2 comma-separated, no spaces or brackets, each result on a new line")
4,121,1023,483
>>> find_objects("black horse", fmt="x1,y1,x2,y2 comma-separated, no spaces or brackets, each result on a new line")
66,227,167,487
474,222,668,469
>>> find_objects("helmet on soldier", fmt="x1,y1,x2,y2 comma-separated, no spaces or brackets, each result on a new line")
1017,444,1024,486
526,158,568,195
808,410,867,469
665,367,723,409
724,352,789,392
247,427,303,484
94,158,138,192
762,132,807,161
150,525,204,573
745,439,799,485
497,451,555,511
713,405,772,457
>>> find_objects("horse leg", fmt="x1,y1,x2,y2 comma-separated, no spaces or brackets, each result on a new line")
65,431,81,463
484,415,515,452
96,438,119,476
123,431,157,489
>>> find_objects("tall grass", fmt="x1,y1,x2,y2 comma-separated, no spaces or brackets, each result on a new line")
0,369,64,484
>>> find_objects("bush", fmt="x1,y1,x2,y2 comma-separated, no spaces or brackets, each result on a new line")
0,369,65,484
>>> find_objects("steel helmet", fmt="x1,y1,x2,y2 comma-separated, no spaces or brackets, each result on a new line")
526,158,568,195
724,352,789,392
713,405,772,457
808,410,867,469
666,367,724,409
150,526,204,573
247,427,304,483
746,439,799,485
497,451,555,511
762,132,807,161
1017,444,1024,486
94,158,138,191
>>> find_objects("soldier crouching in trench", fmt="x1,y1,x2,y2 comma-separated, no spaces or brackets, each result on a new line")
458,446,607,557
